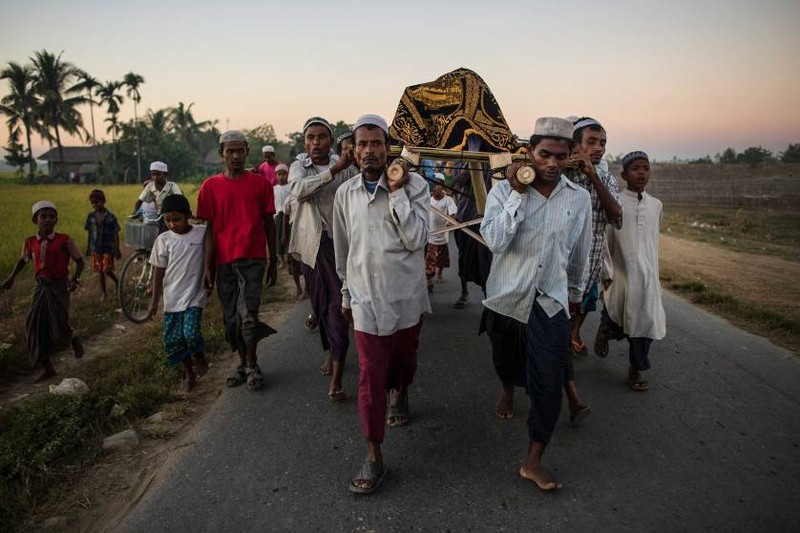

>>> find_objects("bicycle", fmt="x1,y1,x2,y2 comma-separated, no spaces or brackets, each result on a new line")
118,216,161,323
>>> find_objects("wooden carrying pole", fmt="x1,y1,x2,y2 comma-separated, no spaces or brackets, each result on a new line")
389,146,528,216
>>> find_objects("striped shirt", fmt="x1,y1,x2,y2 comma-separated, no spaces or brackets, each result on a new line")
332,172,431,336
566,165,621,287
480,177,592,322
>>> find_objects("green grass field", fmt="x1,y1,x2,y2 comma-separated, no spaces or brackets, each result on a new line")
0,182,201,275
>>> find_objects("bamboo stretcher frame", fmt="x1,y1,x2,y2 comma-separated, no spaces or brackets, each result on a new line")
389,145,529,246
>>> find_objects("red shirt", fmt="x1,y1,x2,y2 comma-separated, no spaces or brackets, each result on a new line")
23,233,81,280
196,171,275,265
258,162,278,186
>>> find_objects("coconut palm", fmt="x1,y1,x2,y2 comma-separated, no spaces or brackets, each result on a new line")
96,80,124,178
0,61,38,180
29,50,85,180
75,71,101,144
123,71,145,179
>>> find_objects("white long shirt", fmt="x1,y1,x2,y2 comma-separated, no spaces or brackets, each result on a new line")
481,177,592,322
603,189,666,339
332,172,431,336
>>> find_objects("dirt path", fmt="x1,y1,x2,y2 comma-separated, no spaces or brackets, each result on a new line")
660,235,800,322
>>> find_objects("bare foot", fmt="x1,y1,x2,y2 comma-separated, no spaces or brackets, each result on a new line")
519,464,562,492
71,337,85,359
194,353,210,378
495,388,514,419
319,358,332,376
180,375,196,393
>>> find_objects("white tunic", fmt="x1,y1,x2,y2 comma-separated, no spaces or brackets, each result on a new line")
603,189,666,339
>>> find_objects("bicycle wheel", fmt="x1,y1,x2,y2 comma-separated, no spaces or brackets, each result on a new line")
118,250,154,323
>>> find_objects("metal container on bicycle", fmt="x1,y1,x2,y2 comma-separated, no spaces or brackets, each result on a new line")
124,220,160,249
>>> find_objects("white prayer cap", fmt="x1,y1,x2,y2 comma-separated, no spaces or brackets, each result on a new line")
276,163,289,173
434,172,445,183
354,114,388,134
150,161,168,173
31,200,56,220
533,117,574,140
219,130,247,145
262,145,275,154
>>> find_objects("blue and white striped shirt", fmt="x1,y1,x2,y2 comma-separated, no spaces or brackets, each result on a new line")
480,177,592,322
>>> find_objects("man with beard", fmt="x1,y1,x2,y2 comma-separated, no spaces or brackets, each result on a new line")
480,117,591,490
333,114,430,494
288,117,360,401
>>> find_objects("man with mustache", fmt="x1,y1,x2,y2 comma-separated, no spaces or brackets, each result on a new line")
480,117,591,491
332,114,430,494
288,117,360,401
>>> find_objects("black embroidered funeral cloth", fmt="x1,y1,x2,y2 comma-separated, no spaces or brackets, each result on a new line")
388,68,516,152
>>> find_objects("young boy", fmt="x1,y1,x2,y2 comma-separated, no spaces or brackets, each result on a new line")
595,151,666,391
2,201,85,380
84,189,121,300
146,195,209,392
273,163,291,269
426,174,457,292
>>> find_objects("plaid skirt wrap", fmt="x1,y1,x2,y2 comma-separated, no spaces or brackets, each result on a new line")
27,277,73,367
216,259,276,353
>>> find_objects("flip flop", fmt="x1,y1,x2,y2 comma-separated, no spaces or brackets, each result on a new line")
349,461,387,495
226,365,246,387
628,366,649,392
387,390,410,428
570,338,588,355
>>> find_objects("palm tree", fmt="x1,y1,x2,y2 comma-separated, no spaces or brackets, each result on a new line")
96,80,124,179
0,61,38,181
123,71,145,180
29,50,85,180
75,71,101,144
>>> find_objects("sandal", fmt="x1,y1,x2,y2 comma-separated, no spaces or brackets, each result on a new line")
349,461,387,495
387,389,410,428
246,365,266,391
570,338,588,355
628,366,649,392
226,365,246,387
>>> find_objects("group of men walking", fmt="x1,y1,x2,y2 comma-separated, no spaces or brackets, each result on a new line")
198,111,665,495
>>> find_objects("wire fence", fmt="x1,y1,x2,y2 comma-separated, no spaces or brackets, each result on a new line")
606,163,800,210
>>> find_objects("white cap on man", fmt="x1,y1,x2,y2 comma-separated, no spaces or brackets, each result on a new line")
262,145,275,154
354,114,389,134
150,161,168,173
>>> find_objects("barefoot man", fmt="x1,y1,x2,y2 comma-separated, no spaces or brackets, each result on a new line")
289,117,360,401
480,117,591,490
332,114,430,494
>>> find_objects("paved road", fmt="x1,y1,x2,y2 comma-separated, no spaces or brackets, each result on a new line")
118,266,800,532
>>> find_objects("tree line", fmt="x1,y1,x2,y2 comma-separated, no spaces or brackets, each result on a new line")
0,49,223,183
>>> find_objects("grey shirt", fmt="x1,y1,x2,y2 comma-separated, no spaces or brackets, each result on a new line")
332,171,432,336
288,153,360,268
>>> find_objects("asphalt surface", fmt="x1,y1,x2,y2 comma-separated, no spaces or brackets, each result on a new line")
118,263,800,533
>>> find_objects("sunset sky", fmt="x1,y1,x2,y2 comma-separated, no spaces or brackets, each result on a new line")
2,0,798,161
